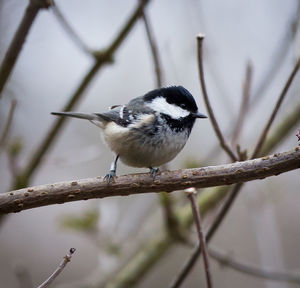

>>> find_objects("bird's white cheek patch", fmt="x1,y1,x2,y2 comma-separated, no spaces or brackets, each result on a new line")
147,97,190,119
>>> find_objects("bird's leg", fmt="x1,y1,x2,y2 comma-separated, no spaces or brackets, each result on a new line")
149,167,160,180
104,155,119,184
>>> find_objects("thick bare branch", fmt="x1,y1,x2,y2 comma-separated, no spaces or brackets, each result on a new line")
197,35,238,162
37,248,76,288
1,148,299,214
0,0,51,96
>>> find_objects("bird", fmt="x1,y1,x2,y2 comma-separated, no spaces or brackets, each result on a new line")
51,86,207,183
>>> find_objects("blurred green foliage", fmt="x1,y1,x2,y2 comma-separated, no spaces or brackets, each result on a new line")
61,208,99,232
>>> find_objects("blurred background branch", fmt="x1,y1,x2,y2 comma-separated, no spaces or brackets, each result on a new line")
0,0,51,96
208,247,300,285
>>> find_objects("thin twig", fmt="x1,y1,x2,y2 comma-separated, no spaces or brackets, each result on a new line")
185,188,212,288
36,248,76,288
231,61,253,145
170,52,300,288
0,99,17,148
0,0,51,97
197,35,238,162
169,183,243,288
252,58,300,158
1,148,299,214
209,247,300,284
12,0,150,189
141,9,163,87
51,1,94,57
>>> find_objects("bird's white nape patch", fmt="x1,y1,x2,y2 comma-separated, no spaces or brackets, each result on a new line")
119,105,125,119
147,97,190,119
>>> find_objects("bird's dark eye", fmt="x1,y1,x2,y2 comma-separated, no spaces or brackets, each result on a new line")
180,104,186,109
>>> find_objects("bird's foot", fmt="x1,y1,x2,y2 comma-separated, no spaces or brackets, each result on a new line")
149,167,160,180
104,170,116,184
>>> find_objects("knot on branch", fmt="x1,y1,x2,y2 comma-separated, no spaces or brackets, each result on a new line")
93,50,114,64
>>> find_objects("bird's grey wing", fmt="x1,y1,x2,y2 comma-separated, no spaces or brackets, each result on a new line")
94,96,155,127
95,105,134,127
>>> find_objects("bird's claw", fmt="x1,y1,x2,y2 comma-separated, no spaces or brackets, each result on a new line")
104,170,116,184
149,167,160,180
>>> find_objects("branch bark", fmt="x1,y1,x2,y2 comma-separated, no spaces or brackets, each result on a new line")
0,148,299,214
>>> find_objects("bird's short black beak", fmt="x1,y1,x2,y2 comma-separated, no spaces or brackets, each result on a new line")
192,112,208,119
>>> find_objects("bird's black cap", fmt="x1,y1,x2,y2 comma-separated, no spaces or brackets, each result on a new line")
144,86,199,113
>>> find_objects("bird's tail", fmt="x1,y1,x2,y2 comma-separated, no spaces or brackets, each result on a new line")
51,112,95,121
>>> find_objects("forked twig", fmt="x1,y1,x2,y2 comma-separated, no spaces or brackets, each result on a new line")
197,35,238,162
37,248,76,288
185,188,212,288
170,36,300,288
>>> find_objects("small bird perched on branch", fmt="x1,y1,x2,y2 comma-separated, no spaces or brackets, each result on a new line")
52,86,207,183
